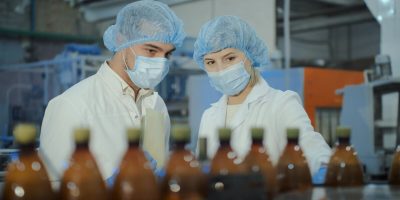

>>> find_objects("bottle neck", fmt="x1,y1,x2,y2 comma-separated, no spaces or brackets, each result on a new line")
220,139,230,147
338,137,350,145
252,138,263,145
75,142,89,150
18,143,35,155
172,140,187,150
128,141,140,148
287,137,299,145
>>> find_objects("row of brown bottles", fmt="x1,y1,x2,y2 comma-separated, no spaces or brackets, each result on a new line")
208,126,372,196
208,126,400,191
3,125,109,200
2,124,206,200
3,123,400,199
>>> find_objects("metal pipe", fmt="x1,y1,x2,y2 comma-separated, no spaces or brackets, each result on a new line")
44,64,49,106
4,84,32,136
30,0,35,31
0,27,100,43
284,0,291,89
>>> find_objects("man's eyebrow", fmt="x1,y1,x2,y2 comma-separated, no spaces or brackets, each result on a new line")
143,44,163,51
222,52,235,59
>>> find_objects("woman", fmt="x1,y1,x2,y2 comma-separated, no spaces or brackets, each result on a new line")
194,16,331,178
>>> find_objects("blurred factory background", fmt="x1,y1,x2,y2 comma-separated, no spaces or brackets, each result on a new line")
0,0,399,181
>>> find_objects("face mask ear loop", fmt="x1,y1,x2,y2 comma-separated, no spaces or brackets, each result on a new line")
123,50,129,70
129,47,137,57
123,47,137,71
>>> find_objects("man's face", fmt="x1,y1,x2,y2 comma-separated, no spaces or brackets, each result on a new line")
124,42,175,69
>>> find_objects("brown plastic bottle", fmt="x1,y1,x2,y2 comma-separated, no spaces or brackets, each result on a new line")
2,123,56,200
389,145,400,185
244,127,276,198
162,124,206,200
276,128,312,193
111,128,159,200
210,128,247,176
59,128,108,200
325,127,364,187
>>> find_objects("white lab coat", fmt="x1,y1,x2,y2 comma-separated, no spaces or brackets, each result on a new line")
198,78,331,175
39,62,170,181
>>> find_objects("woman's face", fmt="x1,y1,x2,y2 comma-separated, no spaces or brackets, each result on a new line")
203,48,251,72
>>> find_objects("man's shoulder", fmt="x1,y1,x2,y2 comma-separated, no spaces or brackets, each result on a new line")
63,76,97,98
49,75,98,109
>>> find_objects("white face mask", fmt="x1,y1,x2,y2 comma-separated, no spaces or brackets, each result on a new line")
206,60,250,96
123,48,169,89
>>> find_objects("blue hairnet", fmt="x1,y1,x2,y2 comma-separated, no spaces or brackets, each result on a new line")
103,0,186,52
193,16,269,68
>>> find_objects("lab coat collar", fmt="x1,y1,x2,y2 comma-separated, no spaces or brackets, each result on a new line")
98,61,154,98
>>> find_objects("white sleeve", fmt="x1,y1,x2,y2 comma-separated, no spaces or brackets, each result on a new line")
39,96,85,181
162,103,171,154
276,91,331,175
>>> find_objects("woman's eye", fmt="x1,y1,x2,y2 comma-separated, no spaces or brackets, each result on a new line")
206,61,214,65
227,56,236,61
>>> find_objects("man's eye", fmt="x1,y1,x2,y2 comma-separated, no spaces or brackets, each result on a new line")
147,49,157,54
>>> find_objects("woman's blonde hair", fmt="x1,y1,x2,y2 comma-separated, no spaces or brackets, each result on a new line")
246,64,260,87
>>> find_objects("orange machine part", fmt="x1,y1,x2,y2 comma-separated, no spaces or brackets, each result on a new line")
303,67,364,128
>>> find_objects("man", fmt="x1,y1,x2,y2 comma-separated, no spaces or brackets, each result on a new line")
39,0,186,182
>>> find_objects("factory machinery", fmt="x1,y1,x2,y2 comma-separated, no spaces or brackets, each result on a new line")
0,44,107,180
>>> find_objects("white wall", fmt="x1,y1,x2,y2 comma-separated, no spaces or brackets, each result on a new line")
380,1,400,77
365,0,400,77
170,0,277,53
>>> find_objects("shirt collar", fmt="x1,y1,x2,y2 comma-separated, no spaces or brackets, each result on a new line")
98,61,153,99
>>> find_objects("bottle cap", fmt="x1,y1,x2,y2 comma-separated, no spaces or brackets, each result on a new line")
287,128,300,139
13,123,37,145
251,127,264,140
172,124,190,142
74,128,90,143
126,128,141,142
336,127,351,138
218,128,231,141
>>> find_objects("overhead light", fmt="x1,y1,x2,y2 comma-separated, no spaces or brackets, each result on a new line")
14,0,31,15
377,15,383,22
380,0,391,5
